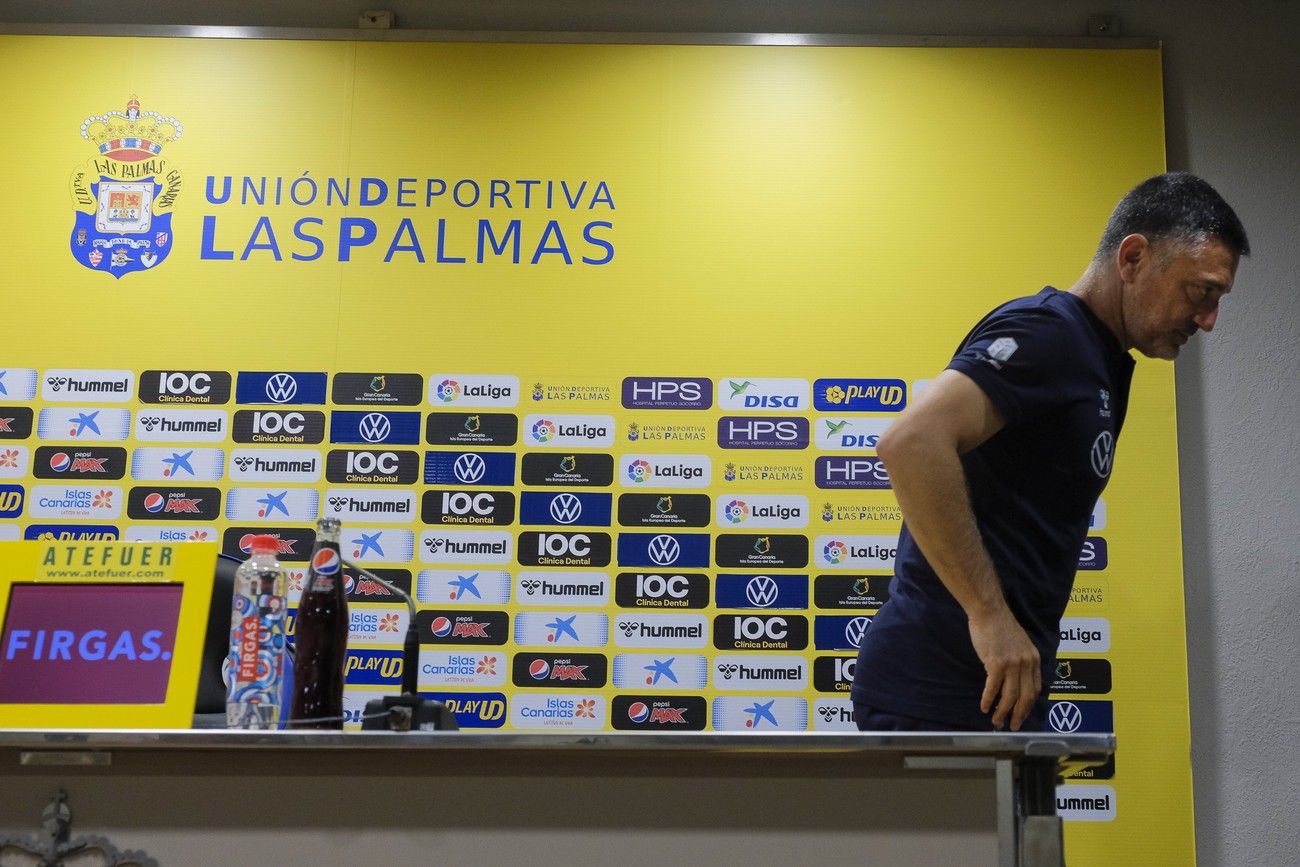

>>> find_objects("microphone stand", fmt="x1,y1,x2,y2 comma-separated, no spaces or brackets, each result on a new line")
343,559,458,732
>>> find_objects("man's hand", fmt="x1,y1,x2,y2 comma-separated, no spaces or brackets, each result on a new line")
969,607,1041,731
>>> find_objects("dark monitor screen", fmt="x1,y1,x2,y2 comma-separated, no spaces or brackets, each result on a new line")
0,583,184,704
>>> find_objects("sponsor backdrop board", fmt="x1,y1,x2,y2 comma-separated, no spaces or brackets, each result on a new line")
0,36,1183,863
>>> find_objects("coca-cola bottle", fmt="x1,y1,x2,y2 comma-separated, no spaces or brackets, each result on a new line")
289,517,348,729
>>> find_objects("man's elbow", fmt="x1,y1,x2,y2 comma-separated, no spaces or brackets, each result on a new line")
877,421,950,475
876,424,918,471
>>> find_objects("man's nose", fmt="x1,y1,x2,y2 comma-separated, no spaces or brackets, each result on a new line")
1193,306,1219,332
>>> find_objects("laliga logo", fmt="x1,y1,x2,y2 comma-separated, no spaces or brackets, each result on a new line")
531,419,557,443
70,96,183,278
436,379,460,402
824,540,848,565
627,459,652,484
724,499,750,524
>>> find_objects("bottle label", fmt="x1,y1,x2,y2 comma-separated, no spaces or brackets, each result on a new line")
236,613,261,681
309,576,336,592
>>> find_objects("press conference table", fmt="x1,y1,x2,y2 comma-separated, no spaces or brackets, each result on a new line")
0,729,1111,867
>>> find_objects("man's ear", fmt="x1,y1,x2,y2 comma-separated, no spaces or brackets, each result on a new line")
1115,233,1150,283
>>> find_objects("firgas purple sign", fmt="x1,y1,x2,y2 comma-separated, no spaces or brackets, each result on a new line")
0,583,183,703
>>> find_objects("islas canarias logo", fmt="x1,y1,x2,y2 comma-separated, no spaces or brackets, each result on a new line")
69,96,183,278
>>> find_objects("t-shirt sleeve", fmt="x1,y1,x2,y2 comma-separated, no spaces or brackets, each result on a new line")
945,307,1079,426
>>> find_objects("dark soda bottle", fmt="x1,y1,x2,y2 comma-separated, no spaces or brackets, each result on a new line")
289,517,348,729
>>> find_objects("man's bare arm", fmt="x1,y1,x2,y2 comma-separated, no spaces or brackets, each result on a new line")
877,369,1041,730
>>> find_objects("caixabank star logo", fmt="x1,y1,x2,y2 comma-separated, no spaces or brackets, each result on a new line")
69,96,183,278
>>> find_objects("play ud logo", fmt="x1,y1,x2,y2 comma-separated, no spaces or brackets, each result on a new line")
70,96,183,278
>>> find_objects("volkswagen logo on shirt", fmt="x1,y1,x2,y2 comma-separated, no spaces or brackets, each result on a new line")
359,412,392,443
265,373,299,403
455,453,486,484
648,534,680,566
1048,700,1083,733
1090,431,1114,478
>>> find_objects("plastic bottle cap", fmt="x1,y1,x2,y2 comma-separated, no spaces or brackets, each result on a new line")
248,535,280,556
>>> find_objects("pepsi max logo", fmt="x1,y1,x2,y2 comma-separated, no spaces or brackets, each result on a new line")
510,652,608,688
223,527,315,562
128,487,222,521
33,446,126,480
312,548,341,575
610,694,707,730
416,610,510,645
0,406,34,439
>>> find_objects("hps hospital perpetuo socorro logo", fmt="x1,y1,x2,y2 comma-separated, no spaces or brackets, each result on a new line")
70,96,183,278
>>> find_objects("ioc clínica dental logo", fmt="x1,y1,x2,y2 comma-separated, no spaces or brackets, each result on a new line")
70,96,183,278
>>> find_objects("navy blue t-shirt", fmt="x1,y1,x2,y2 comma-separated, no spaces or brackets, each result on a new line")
852,287,1134,729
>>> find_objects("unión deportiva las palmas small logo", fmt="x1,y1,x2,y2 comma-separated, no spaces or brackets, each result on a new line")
69,95,183,278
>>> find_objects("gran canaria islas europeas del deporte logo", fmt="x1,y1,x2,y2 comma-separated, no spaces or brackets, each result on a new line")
69,96,183,278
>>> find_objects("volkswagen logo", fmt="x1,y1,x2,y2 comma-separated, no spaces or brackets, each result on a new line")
265,373,298,404
359,412,391,443
845,616,871,649
1048,701,1083,733
549,493,582,525
454,453,486,484
648,534,680,566
1090,431,1114,478
744,575,778,608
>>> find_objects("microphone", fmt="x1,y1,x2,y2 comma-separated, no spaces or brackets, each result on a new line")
342,559,458,732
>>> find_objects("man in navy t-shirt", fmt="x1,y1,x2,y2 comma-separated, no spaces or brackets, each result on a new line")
852,173,1249,731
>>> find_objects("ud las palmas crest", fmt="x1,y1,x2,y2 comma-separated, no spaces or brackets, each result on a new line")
69,96,183,278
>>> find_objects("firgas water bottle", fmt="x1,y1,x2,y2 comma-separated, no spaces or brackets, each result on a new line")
226,534,289,729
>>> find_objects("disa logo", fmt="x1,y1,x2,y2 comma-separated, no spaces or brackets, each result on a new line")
70,96,183,278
